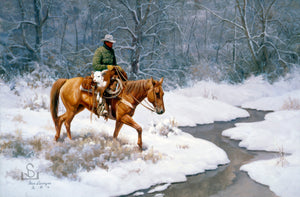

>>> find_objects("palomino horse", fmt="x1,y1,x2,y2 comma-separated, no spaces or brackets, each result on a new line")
50,72,165,149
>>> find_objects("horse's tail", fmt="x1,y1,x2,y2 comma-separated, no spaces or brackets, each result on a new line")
50,78,67,126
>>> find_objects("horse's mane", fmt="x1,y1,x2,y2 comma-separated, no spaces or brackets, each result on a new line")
124,79,148,94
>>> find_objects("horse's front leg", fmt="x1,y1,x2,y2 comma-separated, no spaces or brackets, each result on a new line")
113,121,124,138
119,114,143,150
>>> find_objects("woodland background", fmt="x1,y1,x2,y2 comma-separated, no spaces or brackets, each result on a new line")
1,0,299,88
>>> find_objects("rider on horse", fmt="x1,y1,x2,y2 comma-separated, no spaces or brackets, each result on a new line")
51,34,165,149
92,34,127,118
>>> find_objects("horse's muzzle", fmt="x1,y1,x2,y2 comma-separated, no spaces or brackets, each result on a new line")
156,108,165,115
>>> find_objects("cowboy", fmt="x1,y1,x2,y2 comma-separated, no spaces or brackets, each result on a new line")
92,34,125,119
92,34,121,72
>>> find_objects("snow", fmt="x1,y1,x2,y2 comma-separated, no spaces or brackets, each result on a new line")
242,90,300,111
0,78,233,197
179,74,300,107
240,153,300,197
222,110,300,153
222,110,300,197
148,183,171,193
220,72,300,197
136,92,249,126
1,70,300,197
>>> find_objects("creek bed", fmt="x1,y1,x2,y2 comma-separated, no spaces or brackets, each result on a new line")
125,109,278,197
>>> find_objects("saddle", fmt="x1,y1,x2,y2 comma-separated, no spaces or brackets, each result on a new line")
81,74,104,119
80,70,124,120
81,76,97,92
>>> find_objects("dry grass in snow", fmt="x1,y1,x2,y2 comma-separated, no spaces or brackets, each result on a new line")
282,97,300,110
0,129,163,180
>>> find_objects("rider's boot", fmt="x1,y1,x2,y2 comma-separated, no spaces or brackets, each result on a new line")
97,97,108,120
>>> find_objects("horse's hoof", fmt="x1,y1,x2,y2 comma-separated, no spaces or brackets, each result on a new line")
138,143,144,151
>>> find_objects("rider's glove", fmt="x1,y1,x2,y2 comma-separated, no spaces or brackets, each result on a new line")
115,65,122,71
107,65,114,70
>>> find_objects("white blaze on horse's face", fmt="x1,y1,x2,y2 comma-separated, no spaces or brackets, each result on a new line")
93,71,107,87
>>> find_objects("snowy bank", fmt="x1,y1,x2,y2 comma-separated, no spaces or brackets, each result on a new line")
134,91,249,127
220,71,300,197
222,110,300,153
176,73,300,107
222,111,300,197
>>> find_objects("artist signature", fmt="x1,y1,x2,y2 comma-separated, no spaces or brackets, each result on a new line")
21,163,52,190
21,163,39,180
28,180,51,190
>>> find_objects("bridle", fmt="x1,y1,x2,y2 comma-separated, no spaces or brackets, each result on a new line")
115,67,157,113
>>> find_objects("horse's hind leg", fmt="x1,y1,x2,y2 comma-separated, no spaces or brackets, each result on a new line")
55,113,68,141
64,111,75,140
64,105,85,140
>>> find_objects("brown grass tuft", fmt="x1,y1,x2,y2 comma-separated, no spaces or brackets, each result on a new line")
6,169,22,180
281,97,300,110
276,145,289,167
12,115,26,123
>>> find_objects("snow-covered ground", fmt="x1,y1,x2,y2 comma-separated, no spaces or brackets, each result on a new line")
220,74,300,197
167,72,300,197
0,77,240,197
177,72,300,197
1,70,300,197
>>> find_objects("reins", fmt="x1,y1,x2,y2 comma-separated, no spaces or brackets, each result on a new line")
91,85,96,122
115,67,156,113
130,93,156,112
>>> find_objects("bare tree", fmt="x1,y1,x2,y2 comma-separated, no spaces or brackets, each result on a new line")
18,0,49,63
102,0,181,78
195,0,299,80
1,0,298,85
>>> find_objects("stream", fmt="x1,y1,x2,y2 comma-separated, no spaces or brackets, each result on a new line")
125,109,279,197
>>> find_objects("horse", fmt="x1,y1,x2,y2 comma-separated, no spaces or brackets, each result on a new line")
50,71,165,149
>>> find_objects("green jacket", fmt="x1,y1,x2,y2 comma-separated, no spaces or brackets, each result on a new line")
92,44,117,71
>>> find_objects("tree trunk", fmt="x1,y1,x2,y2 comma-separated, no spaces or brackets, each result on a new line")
33,0,42,63
130,0,152,74
204,10,208,50
216,10,226,64
60,16,68,54
75,21,79,52
236,0,259,69
233,5,237,69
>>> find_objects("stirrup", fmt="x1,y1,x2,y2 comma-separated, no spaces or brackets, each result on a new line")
102,110,108,116
97,102,108,116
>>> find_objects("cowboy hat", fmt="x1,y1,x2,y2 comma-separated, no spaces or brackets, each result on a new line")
101,34,116,43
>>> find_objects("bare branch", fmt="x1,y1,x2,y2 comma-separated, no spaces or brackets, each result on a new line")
41,6,49,25
194,2,245,31
118,0,139,24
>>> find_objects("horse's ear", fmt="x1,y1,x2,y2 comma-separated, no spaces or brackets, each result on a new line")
91,71,94,78
148,77,154,87
159,77,164,85
151,77,154,85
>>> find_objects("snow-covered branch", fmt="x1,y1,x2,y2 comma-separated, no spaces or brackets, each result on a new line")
194,2,245,31
118,0,139,24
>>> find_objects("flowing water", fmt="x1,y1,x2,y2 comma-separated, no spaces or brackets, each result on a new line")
125,109,278,197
